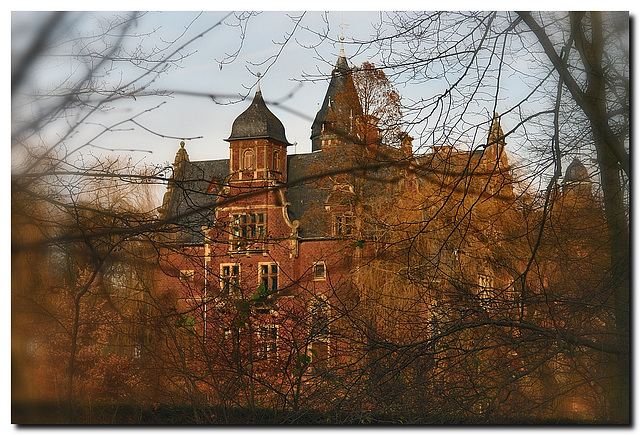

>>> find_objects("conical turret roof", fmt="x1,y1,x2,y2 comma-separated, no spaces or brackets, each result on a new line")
310,49,358,150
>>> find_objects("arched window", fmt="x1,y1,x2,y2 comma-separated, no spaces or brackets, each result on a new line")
243,149,254,170
273,151,280,173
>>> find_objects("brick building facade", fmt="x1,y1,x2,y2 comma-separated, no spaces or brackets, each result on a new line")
154,48,602,416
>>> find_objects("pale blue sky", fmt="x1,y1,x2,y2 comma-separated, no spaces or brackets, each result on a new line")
51,11,390,166
13,10,534,168
13,9,630,182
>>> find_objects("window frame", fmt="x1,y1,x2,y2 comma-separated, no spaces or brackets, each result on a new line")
313,261,327,281
477,274,494,308
333,213,355,237
220,263,241,295
255,325,278,360
230,212,266,250
258,262,279,292
308,296,330,343
243,148,255,170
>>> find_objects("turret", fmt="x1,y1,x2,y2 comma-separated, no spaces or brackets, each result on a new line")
562,158,592,198
485,112,508,168
225,79,291,184
310,47,362,152
158,140,190,220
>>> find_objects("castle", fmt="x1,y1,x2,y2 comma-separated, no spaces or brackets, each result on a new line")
153,47,602,417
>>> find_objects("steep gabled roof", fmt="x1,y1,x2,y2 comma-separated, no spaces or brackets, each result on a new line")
160,159,228,243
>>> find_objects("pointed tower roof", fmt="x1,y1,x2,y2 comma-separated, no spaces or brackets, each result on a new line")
226,84,291,145
173,140,190,166
488,112,506,147
310,48,357,150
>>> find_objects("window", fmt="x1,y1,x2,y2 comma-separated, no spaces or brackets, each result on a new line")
477,274,494,308
231,212,265,249
259,263,279,292
333,214,355,237
220,263,240,294
179,269,195,282
308,297,330,372
273,151,280,173
313,261,326,280
309,297,330,342
255,326,278,360
243,149,254,170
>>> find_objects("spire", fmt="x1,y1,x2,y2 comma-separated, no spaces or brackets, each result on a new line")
488,112,505,147
339,16,349,59
173,140,190,167
310,38,362,151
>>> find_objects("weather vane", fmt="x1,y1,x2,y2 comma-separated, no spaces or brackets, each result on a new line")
340,15,349,53
340,15,349,42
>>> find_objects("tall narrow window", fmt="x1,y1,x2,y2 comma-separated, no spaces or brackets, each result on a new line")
273,151,280,173
220,263,240,294
308,296,330,371
309,296,330,342
477,274,494,309
259,263,278,291
313,261,326,280
255,326,278,360
243,149,254,170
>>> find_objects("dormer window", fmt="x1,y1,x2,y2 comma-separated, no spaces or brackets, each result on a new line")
333,214,355,237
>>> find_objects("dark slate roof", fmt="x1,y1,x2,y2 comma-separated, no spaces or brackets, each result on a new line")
161,159,229,243
161,152,330,242
310,52,351,150
286,152,329,237
226,89,291,145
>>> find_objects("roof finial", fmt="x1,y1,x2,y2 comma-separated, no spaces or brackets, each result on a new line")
174,140,189,166
256,71,262,93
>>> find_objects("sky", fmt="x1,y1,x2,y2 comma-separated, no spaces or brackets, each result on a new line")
10,10,633,186
12,11,391,168
139,11,386,163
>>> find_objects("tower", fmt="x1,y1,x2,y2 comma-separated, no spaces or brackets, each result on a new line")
310,47,362,152
562,158,592,198
486,112,508,169
225,80,291,185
